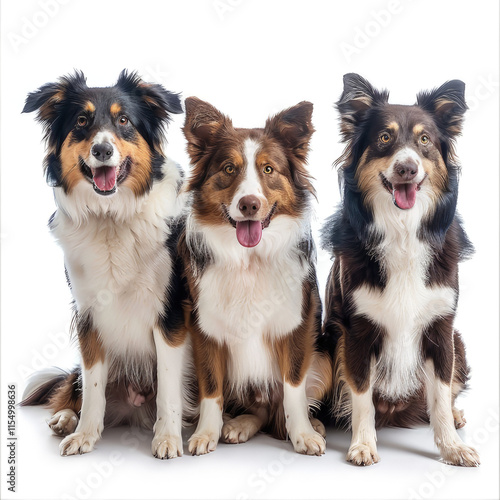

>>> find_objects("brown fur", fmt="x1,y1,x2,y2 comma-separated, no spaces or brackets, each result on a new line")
181,98,329,443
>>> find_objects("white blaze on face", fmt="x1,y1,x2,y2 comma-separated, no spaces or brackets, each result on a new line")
86,130,121,169
228,138,265,221
384,147,426,210
386,147,425,184
85,130,123,193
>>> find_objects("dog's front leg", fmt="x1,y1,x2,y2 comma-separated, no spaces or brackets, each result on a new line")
346,380,379,466
152,327,188,459
60,322,108,456
424,358,480,466
188,331,225,456
276,328,326,456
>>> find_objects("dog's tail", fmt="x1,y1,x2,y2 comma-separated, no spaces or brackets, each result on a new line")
20,367,79,407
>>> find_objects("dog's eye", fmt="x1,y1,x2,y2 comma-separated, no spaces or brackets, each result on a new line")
224,164,235,174
379,133,391,143
76,116,87,127
119,116,129,126
420,135,430,145
263,165,273,174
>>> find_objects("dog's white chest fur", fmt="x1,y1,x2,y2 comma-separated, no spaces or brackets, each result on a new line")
51,160,183,363
193,216,309,389
352,200,456,400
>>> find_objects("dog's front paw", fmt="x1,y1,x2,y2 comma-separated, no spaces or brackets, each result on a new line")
440,442,480,467
60,431,99,456
188,431,219,456
48,409,79,437
291,430,326,456
152,434,183,460
347,442,380,466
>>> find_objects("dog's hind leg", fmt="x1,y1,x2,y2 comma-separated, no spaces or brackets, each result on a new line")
451,330,470,429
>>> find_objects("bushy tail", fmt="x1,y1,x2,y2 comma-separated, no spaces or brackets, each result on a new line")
20,367,73,407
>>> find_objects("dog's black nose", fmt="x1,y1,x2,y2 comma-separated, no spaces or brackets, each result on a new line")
395,160,418,181
91,142,113,162
238,195,261,217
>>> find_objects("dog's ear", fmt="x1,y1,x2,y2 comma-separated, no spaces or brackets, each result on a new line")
183,97,233,190
22,71,87,128
336,73,389,140
264,101,315,194
264,101,314,161
183,97,232,161
116,69,183,118
23,72,87,188
417,80,467,137
116,70,182,149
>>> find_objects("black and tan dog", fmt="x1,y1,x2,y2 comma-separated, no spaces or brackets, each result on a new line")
21,71,192,459
322,74,479,466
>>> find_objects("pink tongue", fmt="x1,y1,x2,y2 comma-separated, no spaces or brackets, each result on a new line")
236,220,263,247
393,183,417,210
93,166,117,191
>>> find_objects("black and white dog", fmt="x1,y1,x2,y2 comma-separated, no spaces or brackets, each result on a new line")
322,74,479,466
22,71,192,459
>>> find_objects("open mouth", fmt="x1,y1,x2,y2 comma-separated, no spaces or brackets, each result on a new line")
380,173,428,210
79,157,131,196
223,202,277,248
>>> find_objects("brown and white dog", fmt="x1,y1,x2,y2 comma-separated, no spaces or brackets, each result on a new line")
179,97,332,455
321,74,479,466
21,71,192,459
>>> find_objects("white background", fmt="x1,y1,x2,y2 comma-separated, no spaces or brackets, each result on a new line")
1,0,499,499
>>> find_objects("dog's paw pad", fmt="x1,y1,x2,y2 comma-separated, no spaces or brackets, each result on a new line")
347,443,380,466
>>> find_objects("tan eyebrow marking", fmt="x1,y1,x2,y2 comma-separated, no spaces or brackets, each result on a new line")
110,102,121,114
387,121,399,131
85,101,95,113
413,124,424,135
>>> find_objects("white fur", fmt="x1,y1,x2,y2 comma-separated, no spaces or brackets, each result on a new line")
189,213,309,392
353,183,456,401
283,379,326,455
424,359,480,466
152,328,188,459
346,360,379,465
52,158,185,385
387,146,425,184
60,359,108,455
86,130,121,169
50,158,188,456
188,398,224,455
228,139,264,220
